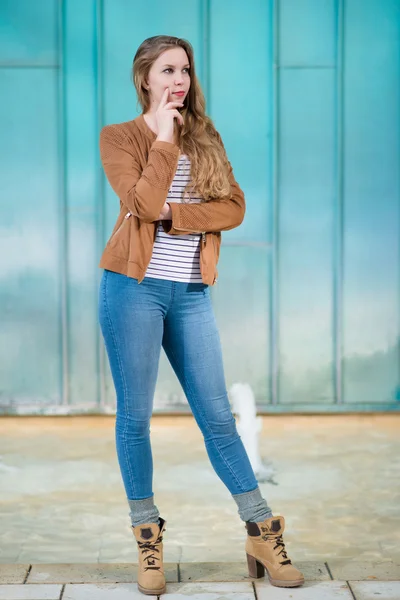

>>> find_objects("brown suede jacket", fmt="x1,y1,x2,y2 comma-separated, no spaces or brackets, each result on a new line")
99,113,246,285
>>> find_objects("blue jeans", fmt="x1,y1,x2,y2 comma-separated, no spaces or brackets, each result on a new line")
98,269,259,501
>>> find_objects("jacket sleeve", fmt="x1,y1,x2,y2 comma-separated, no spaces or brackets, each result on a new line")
99,124,180,223
162,132,245,235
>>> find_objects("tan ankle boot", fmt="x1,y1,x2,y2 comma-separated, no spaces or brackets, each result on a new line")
245,515,304,588
132,517,167,595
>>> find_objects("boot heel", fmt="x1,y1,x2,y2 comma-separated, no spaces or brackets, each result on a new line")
246,553,265,578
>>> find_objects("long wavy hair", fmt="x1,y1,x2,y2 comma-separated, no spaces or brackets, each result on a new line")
132,35,231,201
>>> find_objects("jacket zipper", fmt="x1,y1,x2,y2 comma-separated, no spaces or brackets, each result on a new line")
138,218,159,285
110,212,131,242
173,230,214,282
212,235,218,284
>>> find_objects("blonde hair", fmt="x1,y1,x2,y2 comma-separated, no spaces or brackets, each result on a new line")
132,35,231,202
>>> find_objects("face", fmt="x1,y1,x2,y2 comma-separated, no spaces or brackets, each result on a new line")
146,47,190,108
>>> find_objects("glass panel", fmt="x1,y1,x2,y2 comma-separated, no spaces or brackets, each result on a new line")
0,68,60,407
211,246,271,407
279,0,336,66
342,0,400,404
210,0,272,244
278,69,335,404
0,0,58,65
64,0,99,405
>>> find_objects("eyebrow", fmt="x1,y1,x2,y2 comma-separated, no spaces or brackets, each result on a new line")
161,64,190,68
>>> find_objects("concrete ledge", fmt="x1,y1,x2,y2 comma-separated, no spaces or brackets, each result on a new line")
0,565,30,585
328,560,400,581
1,561,398,585
179,561,330,582
26,563,178,584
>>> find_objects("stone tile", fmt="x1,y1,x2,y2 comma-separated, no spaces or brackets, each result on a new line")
16,553,99,564
27,563,178,583
179,545,245,563
161,547,183,564
328,560,400,581
179,562,249,582
298,562,331,580
0,565,30,584
349,581,400,600
163,581,254,598
97,547,135,562
0,547,23,564
163,594,253,599
2,414,400,564
167,582,252,592
63,584,153,599
301,550,386,561
96,555,137,564
379,541,400,560
255,580,353,599
0,584,62,599
97,544,182,564
20,533,100,549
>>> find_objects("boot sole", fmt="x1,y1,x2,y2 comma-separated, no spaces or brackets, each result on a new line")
138,583,167,595
246,552,304,588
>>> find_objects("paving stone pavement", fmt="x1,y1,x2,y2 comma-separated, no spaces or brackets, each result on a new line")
1,415,399,597
0,562,400,599
1,415,399,565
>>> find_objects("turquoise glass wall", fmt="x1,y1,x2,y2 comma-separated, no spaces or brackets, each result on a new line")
0,0,399,414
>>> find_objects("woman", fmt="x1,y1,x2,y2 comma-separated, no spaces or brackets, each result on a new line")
98,35,304,596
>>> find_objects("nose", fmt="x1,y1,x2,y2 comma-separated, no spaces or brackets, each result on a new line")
174,74,184,86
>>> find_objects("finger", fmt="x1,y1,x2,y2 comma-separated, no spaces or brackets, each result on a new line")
172,109,184,126
158,87,170,108
164,101,184,110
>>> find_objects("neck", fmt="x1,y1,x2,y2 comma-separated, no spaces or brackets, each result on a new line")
143,113,181,149
142,112,157,135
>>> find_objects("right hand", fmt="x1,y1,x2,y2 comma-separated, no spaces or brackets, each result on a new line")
155,87,184,144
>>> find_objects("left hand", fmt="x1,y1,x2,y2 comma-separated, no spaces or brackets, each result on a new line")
157,202,172,220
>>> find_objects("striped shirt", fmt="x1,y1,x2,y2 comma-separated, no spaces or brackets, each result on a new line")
144,154,204,283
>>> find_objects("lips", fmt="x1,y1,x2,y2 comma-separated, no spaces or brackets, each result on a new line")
173,91,185,96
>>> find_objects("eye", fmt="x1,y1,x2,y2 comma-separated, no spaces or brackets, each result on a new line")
163,68,173,74
183,68,190,74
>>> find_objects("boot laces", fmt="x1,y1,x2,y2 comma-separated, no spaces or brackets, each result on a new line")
261,530,292,566
137,533,164,571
